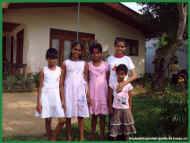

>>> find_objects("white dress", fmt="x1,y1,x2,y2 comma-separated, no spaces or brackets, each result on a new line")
35,66,65,118
64,59,89,118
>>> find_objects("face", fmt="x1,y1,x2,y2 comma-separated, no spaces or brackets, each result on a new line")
117,70,127,82
114,41,126,55
92,48,102,62
71,44,82,59
47,58,57,67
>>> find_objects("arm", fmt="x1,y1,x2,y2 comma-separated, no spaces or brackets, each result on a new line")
108,87,113,114
127,69,137,83
84,63,91,106
106,70,110,85
36,70,44,113
62,63,66,81
106,71,110,110
60,65,66,112
128,90,133,110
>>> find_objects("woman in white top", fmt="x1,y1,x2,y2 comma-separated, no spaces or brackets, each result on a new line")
35,48,65,140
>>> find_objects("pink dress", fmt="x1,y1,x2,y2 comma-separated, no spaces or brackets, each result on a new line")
88,61,109,115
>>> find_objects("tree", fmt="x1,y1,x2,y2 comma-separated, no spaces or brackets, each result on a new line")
141,3,187,89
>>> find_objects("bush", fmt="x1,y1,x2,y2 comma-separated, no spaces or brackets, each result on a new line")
3,74,36,92
133,73,152,89
32,72,40,88
4,75,17,90
158,87,187,137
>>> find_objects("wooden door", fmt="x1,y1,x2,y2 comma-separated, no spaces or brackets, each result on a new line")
50,28,95,65
16,30,24,64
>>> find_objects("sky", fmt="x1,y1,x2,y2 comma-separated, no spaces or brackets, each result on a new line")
121,2,142,14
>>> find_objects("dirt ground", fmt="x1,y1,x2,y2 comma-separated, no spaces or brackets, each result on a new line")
3,92,60,140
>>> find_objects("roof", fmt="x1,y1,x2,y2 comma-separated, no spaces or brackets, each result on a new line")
4,3,150,35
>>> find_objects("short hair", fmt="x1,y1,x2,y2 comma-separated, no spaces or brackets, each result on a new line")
114,37,126,47
116,64,128,74
89,42,103,54
46,48,58,59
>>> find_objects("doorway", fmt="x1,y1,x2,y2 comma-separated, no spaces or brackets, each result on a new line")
50,28,95,65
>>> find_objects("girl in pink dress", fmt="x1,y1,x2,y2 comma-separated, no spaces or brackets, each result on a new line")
88,42,109,140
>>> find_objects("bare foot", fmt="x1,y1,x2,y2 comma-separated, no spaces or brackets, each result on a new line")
89,133,95,140
67,136,72,141
79,137,84,141
100,134,105,140
50,136,57,141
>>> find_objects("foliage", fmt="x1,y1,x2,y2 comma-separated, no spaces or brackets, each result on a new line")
141,4,187,85
140,3,186,39
32,72,40,88
3,74,37,92
4,75,17,90
158,86,187,137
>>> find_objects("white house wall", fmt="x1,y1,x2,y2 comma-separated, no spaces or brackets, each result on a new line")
4,6,145,75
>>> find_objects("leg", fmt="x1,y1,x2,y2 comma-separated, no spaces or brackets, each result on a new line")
110,136,117,141
66,118,72,141
124,135,129,141
51,118,65,141
78,117,84,141
45,118,52,140
99,115,106,140
91,115,97,140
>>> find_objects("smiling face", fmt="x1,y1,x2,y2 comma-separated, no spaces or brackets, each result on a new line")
116,70,127,82
71,44,82,60
114,41,126,55
91,48,102,62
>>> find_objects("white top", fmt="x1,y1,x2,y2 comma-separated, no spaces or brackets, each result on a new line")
107,55,135,87
43,66,61,89
110,81,133,109
35,66,65,118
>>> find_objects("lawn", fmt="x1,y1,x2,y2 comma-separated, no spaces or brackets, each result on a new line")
3,86,187,141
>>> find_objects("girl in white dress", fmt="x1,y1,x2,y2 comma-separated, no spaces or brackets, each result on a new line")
36,48,65,140
62,41,90,141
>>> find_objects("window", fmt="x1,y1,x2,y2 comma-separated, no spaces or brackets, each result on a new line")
50,28,95,64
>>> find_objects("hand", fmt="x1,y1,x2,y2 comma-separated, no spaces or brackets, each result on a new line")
62,102,66,112
87,97,92,107
109,108,113,115
36,103,42,113
116,81,127,93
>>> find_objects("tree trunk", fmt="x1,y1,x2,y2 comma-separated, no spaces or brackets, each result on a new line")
153,4,187,90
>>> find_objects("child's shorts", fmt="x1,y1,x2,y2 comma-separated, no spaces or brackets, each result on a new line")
110,108,136,137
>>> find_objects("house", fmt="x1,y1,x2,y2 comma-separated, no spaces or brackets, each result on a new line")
3,3,149,76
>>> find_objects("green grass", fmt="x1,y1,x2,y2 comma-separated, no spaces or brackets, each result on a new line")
3,94,164,141
132,95,162,137
3,87,187,141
